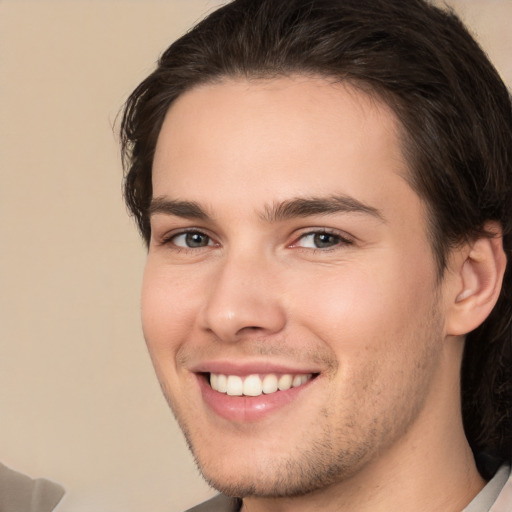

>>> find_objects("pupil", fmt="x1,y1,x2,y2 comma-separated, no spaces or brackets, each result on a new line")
186,232,208,247
314,233,336,248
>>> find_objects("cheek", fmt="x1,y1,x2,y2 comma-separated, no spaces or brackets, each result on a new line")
141,260,201,358
289,254,439,359
292,259,443,429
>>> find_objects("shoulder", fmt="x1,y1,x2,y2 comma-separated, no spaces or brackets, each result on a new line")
0,462,65,512
489,464,512,511
185,494,241,512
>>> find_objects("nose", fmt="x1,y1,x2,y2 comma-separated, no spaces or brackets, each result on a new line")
199,253,286,342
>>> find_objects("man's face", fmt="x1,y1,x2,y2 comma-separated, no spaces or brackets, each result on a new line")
144,77,456,497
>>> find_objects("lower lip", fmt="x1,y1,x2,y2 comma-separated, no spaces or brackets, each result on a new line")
197,374,315,423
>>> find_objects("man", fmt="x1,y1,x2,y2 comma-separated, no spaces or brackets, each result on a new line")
120,0,512,510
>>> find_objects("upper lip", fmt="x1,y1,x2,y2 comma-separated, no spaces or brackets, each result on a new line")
190,360,321,376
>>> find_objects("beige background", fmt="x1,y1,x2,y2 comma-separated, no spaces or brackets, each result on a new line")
0,1,511,511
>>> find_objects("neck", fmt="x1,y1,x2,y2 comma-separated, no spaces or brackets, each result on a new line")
242,426,483,512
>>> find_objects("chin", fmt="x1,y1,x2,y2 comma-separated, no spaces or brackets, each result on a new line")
184,426,369,499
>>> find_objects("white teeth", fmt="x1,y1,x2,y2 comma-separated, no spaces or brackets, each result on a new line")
217,374,227,393
210,373,313,396
226,375,243,396
278,374,293,391
262,374,278,394
292,375,303,387
243,375,262,396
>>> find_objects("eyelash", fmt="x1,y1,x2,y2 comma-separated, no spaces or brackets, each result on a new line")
290,229,353,251
159,228,353,252
161,229,217,251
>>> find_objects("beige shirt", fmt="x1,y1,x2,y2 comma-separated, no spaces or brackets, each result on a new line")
0,463,65,512
464,465,512,512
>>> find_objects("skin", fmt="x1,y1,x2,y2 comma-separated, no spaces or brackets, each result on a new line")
144,76,485,511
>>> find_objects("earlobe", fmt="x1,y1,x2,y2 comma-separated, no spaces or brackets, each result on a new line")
447,223,506,336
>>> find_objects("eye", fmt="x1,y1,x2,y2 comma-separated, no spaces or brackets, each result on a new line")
293,231,351,249
171,231,214,248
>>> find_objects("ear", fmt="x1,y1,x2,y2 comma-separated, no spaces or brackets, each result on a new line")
446,222,507,336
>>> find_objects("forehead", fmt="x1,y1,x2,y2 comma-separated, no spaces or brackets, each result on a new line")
152,76,417,221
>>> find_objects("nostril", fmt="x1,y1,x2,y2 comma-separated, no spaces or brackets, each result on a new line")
236,325,264,335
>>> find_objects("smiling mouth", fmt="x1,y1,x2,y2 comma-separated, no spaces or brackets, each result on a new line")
207,373,317,397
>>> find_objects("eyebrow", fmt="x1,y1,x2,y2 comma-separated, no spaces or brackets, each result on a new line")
148,194,385,223
261,195,385,223
148,197,210,220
